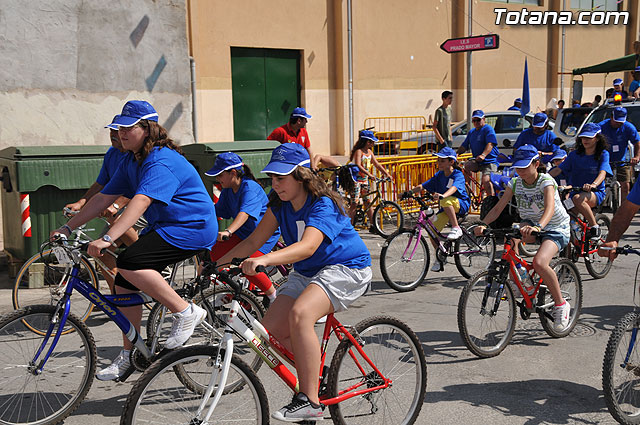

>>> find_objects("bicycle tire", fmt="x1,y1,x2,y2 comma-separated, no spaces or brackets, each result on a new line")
120,345,268,425
454,224,496,279
538,259,583,338
0,304,97,425
585,214,613,279
372,201,404,237
326,315,427,425
519,241,540,258
380,230,430,292
612,182,620,213
13,249,100,333
457,270,517,358
603,311,640,425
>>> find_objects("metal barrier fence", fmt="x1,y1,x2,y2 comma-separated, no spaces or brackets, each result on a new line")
363,116,437,156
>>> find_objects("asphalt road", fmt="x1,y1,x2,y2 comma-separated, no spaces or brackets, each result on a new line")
2,214,640,424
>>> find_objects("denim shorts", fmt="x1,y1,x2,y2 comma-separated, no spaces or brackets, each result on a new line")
278,265,372,313
521,220,569,252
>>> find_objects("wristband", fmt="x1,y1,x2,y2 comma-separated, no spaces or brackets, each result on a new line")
61,224,73,234
226,229,233,236
112,203,120,210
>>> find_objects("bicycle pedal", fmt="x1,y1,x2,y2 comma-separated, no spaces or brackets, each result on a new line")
113,365,136,383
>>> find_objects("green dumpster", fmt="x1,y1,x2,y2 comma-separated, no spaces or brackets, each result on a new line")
0,146,111,262
182,141,280,201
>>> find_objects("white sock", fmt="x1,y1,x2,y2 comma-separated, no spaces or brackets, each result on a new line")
177,304,191,315
268,292,277,302
592,224,600,229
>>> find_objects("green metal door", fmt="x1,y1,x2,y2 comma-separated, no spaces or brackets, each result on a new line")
231,47,300,141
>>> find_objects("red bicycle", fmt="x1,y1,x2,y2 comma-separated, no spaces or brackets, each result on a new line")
457,227,583,358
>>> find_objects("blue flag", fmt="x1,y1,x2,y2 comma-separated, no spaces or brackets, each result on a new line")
521,58,530,117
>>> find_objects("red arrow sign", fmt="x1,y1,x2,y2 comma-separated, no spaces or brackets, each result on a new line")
440,34,500,53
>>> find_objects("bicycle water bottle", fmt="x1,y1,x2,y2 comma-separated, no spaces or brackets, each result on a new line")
515,263,535,295
570,218,580,239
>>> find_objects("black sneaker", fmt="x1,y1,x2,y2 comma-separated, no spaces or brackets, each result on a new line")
589,226,602,241
272,392,324,422
368,226,377,234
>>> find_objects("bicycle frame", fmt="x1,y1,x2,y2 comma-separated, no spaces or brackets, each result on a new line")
567,212,599,257
194,297,390,422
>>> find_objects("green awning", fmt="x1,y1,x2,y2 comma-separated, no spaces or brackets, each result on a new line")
572,54,639,75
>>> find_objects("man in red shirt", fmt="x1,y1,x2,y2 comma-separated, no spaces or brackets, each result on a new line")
267,107,316,167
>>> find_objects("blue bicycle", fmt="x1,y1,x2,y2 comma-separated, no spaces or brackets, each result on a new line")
0,237,262,425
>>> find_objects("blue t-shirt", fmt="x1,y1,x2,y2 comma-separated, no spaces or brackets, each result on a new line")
96,147,128,186
102,147,217,251
271,195,371,277
421,169,470,215
550,166,570,187
630,80,640,95
215,179,280,254
461,125,499,165
558,150,612,194
627,178,640,204
513,129,559,162
598,119,640,163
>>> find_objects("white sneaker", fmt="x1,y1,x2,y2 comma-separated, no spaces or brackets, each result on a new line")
164,303,207,349
96,350,131,381
447,227,463,240
431,261,443,272
552,301,571,331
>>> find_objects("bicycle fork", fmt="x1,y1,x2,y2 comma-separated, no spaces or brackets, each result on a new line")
195,331,234,424
29,297,73,375
623,327,640,375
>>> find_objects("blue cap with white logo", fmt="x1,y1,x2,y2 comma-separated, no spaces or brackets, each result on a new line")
262,143,311,175
512,145,540,169
359,130,379,143
578,123,602,138
613,106,627,123
514,98,522,103
205,152,244,177
613,78,623,86
104,115,121,130
291,107,311,119
551,149,567,161
532,112,549,128
435,147,457,161
112,100,159,127
472,110,484,119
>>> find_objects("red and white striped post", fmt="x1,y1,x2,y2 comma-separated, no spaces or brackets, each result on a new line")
20,193,31,237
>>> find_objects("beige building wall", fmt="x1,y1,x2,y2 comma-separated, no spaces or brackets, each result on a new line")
189,0,640,157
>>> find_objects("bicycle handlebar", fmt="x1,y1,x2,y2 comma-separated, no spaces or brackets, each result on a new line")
610,245,640,256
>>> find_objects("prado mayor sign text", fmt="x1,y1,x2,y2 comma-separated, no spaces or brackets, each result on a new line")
440,34,500,53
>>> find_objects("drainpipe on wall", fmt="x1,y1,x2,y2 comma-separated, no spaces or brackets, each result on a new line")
347,0,354,149
190,56,198,143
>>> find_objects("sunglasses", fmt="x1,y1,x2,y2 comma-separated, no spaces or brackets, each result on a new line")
472,118,481,123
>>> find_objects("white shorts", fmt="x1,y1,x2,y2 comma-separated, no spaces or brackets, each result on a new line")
278,265,372,313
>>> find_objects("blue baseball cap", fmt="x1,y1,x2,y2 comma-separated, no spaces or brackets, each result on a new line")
262,143,311,175
112,100,159,127
551,149,567,161
291,107,311,119
532,112,549,128
613,78,623,86
578,123,602,138
512,145,540,169
104,115,121,130
472,110,484,119
205,152,244,177
514,98,522,103
613,106,627,123
435,147,457,161
634,66,640,72
359,130,379,143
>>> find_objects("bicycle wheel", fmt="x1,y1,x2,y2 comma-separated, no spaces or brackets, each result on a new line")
457,270,517,358
13,249,99,330
120,345,268,425
539,259,583,338
454,224,496,279
0,304,97,425
327,316,427,425
603,312,640,425
379,230,430,292
585,214,613,279
519,241,540,257
161,255,200,286
372,201,404,237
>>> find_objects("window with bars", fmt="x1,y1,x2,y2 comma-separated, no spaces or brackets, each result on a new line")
481,0,540,4
570,0,621,11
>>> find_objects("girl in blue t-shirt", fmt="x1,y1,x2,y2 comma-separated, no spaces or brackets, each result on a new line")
53,100,217,382
403,147,470,271
205,152,279,304
216,143,372,422
550,123,612,240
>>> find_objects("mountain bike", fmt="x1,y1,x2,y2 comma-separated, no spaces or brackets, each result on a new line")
120,262,428,425
0,237,263,425
351,177,404,237
595,161,625,214
380,193,495,292
560,187,612,279
457,226,583,358
602,245,640,425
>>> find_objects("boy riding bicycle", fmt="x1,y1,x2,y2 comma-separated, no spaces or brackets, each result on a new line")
476,145,571,331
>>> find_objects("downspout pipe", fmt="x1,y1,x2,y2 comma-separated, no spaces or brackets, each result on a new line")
190,56,198,143
348,0,354,149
